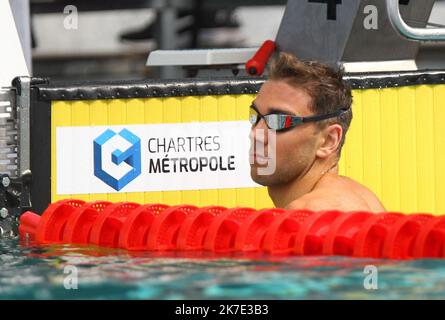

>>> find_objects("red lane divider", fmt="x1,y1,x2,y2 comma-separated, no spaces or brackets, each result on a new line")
235,208,285,252
353,213,404,258
63,201,111,244
19,211,41,242
146,205,198,251
262,210,314,254
89,202,141,247
413,215,445,258
177,206,227,251
18,199,445,259
294,211,343,255
382,214,434,259
118,204,169,251
204,207,256,253
322,211,373,256
20,199,85,244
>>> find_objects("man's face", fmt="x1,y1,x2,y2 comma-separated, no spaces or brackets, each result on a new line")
249,80,321,186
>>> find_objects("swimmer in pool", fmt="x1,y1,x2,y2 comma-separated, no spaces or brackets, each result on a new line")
249,52,386,213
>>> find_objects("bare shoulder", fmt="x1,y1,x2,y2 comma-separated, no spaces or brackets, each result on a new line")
286,175,386,213
334,175,386,212
285,191,349,212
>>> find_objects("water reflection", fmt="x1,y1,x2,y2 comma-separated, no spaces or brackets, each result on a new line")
0,238,444,299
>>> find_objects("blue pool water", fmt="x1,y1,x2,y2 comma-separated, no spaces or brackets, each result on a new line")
1,238,445,299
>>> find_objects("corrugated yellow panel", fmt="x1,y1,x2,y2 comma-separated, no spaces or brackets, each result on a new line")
380,88,400,212
52,95,272,209
255,187,273,209
198,96,219,206
69,101,91,202
181,96,200,205
71,101,90,125
161,97,183,205
125,98,145,204
108,99,127,125
434,85,445,214
126,98,145,124
89,100,109,202
217,95,240,121
181,96,200,122
52,101,72,202
415,86,436,213
144,97,164,204
162,191,184,206
51,84,445,214
53,101,73,126
216,95,237,207
342,90,363,183
144,191,164,205
337,89,348,176
90,100,108,126
107,99,128,202
200,95,219,122
145,97,164,123
361,89,383,200
337,141,346,176
163,97,182,124
398,86,418,213
235,94,256,207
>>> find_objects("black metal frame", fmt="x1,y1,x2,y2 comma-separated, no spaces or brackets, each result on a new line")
29,88,51,215
35,71,445,102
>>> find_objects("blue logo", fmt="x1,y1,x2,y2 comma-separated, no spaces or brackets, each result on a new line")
93,129,141,191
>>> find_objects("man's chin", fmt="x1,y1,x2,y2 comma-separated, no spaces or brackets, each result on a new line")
250,167,274,186
250,165,297,187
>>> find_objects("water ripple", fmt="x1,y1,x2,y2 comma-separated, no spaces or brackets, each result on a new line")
1,239,445,299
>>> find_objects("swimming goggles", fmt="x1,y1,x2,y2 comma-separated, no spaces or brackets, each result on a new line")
249,103,350,132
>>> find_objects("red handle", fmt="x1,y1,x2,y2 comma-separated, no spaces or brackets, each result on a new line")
246,40,276,76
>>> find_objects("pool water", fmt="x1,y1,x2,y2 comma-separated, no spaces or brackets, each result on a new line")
1,238,445,299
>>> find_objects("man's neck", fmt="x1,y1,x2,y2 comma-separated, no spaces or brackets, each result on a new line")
268,159,339,208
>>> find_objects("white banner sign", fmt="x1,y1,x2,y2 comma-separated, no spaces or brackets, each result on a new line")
56,121,260,194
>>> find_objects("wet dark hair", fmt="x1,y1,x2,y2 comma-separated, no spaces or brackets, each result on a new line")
269,52,353,156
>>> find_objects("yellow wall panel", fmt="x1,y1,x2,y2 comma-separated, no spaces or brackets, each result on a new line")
181,96,200,205
343,90,364,183
52,101,72,203
361,89,383,200
51,84,445,214
89,100,109,126
433,85,445,213
235,94,256,208
125,99,145,204
380,88,400,212
415,86,436,213
398,87,418,212
143,98,164,204
198,95,220,207
107,99,128,203
215,95,237,207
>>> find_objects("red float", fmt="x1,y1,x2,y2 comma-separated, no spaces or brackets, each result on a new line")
18,200,445,260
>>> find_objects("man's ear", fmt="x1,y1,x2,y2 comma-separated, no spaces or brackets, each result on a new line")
315,124,343,159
